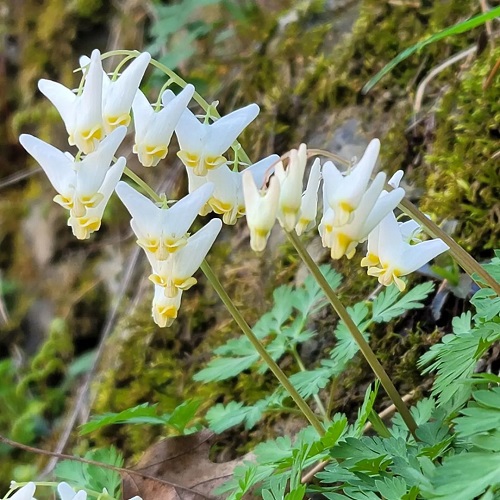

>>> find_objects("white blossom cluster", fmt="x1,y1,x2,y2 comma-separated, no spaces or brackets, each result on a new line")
19,49,449,330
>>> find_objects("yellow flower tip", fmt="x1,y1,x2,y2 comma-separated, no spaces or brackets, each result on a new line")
330,233,352,260
153,304,178,328
165,236,188,254
204,155,226,172
53,194,73,211
104,113,131,133
178,150,202,172
149,273,166,287
175,277,197,292
295,217,311,236
69,216,101,240
250,228,270,252
137,144,169,167
334,201,354,226
361,253,380,268
79,125,104,153
80,193,104,209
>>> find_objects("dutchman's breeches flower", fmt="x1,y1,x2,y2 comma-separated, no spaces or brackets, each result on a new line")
275,144,307,232
242,171,280,252
295,158,322,236
115,181,214,260
175,103,260,176
39,49,105,154
132,84,195,167
319,172,405,259
19,126,127,239
203,154,280,225
8,482,36,500
361,212,449,291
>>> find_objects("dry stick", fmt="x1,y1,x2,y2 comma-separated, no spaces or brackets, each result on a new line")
0,435,214,499
398,198,500,295
287,231,418,439
300,392,416,484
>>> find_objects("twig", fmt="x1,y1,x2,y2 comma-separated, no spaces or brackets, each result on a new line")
0,435,214,498
414,45,477,114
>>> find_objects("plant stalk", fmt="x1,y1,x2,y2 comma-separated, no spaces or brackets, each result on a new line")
124,167,162,203
287,231,418,438
200,260,325,436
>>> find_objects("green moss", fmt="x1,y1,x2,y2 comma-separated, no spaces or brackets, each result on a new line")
421,46,500,253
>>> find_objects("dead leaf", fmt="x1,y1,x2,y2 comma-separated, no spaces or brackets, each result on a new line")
121,430,250,500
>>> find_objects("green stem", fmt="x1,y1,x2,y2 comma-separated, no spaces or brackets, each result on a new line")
399,198,500,295
290,346,328,419
200,260,325,436
101,50,251,165
124,167,162,204
287,231,418,438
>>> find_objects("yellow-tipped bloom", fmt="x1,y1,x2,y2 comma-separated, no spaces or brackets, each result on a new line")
132,85,195,167
362,212,449,291
242,171,280,252
295,158,322,236
175,104,259,176
39,49,104,154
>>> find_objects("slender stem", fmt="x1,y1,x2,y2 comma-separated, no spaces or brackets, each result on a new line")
287,231,418,438
200,260,325,436
102,50,251,165
124,167,162,204
290,346,328,419
399,198,500,295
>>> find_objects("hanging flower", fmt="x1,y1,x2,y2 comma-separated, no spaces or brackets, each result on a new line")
175,104,260,176
295,158,322,236
9,483,36,500
132,85,195,167
39,49,104,154
322,139,380,227
319,172,405,259
361,212,449,291
242,172,280,252
19,126,127,239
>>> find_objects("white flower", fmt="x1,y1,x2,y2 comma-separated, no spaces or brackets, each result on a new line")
101,52,151,134
176,103,260,176
295,158,322,236
361,212,449,291
10,482,36,500
149,219,222,297
205,154,279,225
132,85,194,167
39,49,104,154
115,181,214,260
57,483,87,500
152,285,183,328
242,171,280,252
319,172,405,259
275,144,307,232
322,139,380,227
19,126,126,239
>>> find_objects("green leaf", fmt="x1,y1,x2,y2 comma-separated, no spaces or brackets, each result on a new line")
55,447,123,496
354,381,379,436
206,401,264,433
288,368,331,399
362,6,500,93
371,282,434,323
193,353,259,382
168,399,202,434
375,477,407,500
79,403,166,435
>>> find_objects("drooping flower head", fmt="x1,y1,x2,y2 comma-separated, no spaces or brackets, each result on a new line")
39,49,105,154
132,85,195,167
361,212,449,291
19,126,127,239
295,158,322,236
175,103,260,176
9,482,36,500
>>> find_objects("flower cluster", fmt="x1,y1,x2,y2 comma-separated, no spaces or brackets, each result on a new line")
20,49,449,327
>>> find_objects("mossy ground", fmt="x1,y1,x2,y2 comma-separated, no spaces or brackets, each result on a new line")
1,0,498,485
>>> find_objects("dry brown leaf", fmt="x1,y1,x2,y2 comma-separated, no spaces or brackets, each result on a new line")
121,429,250,500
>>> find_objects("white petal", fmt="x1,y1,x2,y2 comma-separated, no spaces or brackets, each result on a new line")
376,212,404,265
38,79,76,131
388,169,404,188
362,186,405,236
104,52,151,118
399,239,450,275
175,105,205,153
11,482,36,500
205,103,260,156
132,89,154,140
163,182,214,238
173,219,222,280
19,134,74,194
296,158,321,235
